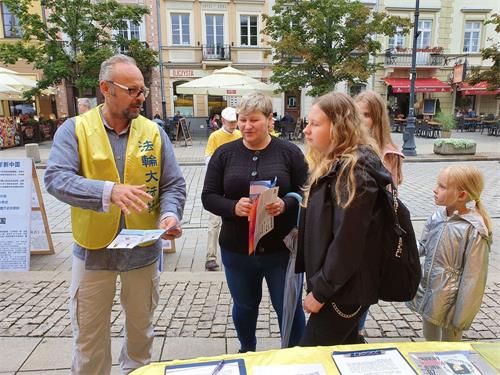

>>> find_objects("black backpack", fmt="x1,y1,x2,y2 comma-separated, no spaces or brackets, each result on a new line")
376,183,421,302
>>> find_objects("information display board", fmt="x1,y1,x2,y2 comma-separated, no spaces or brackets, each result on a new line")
0,159,32,271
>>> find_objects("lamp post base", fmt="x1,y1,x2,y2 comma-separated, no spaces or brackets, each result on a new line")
402,116,417,156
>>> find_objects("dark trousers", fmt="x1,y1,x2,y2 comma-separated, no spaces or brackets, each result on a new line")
300,303,369,347
221,248,305,352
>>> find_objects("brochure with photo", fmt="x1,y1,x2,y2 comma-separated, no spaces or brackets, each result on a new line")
248,178,278,254
409,350,497,375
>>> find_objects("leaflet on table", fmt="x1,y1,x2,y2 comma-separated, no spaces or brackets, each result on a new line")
409,350,497,375
331,348,417,375
164,358,246,374
107,229,166,249
248,178,278,254
252,363,326,375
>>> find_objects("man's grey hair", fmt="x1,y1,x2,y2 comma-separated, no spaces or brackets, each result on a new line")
77,97,92,109
99,54,137,81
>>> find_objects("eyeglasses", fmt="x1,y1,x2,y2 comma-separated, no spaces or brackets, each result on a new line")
107,81,150,98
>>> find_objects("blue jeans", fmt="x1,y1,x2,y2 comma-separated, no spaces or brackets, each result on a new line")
221,248,305,352
358,309,369,331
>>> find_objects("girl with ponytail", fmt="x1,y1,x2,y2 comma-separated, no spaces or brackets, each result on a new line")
407,165,492,341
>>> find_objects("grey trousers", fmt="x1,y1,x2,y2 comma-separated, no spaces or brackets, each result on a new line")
206,212,221,262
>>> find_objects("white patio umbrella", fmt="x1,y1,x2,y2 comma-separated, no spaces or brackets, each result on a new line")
0,67,18,74
176,66,276,96
0,72,37,90
0,82,22,100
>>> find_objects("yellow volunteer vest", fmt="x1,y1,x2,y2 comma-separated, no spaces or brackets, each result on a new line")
72,105,162,249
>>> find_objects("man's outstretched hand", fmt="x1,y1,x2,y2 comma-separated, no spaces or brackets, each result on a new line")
111,184,153,215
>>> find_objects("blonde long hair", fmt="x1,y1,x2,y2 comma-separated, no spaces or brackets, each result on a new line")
355,90,403,185
304,92,377,208
445,165,492,235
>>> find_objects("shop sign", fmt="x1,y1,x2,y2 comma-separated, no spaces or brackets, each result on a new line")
170,69,195,78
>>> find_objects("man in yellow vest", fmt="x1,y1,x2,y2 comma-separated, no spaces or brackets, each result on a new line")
204,107,241,271
45,54,186,375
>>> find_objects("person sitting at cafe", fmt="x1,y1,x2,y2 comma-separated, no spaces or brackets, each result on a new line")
173,110,183,123
77,98,92,114
467,108,476,118
211,114,222,130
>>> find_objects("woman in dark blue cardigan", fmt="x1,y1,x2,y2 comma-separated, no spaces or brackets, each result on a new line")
202,93,307,352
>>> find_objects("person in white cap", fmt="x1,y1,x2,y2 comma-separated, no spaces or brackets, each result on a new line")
204,107,241,271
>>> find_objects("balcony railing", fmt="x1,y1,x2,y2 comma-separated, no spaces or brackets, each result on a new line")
384,48,444,67
202,44,231,61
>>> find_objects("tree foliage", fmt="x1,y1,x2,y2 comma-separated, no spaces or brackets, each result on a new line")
468,14,500,89
262,0,412,96
0,0,157,100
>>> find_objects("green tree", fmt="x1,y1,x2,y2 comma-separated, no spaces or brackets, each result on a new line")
0,0,157,115
120,39,158,87
262,0,412,96
468,14,500,89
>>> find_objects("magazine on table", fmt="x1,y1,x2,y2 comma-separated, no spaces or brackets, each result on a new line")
409,350,497,375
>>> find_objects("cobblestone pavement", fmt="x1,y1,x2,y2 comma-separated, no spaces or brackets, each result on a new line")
1,277,500,342
39,161,500,234
0,143,499,353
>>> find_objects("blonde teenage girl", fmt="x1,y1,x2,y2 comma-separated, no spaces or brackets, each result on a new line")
355,91,403,186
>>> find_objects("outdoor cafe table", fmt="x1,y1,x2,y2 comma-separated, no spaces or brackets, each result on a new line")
392,118,406,133
131,341,499,374
463,117,481,132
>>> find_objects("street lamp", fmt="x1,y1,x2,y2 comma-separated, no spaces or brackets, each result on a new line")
402,0,420,156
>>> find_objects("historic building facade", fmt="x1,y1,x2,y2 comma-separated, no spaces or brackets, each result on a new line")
372,0,500,116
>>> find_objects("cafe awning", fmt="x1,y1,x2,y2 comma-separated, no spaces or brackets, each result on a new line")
458,82,500,96
384,77,452,93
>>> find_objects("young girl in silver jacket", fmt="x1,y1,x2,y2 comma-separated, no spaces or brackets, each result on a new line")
407,165,492,341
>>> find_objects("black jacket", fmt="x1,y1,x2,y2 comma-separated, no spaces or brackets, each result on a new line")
296,146,392,305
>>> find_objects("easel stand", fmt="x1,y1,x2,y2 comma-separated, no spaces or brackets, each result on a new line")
175,118,193,147
30,162,54,255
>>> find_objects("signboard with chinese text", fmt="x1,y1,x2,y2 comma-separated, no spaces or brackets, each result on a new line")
0,159,32,271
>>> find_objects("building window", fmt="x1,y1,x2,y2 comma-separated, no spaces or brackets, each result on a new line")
416,20,432,49
171,13,190,45
240,15,258,46
205,14,224,47
388,27,405,49
116,20,143,53
1,3,22,38
463,21,481,53
118,20,141,41
173,81,194,117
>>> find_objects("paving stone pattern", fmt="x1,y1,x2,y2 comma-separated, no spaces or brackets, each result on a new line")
1,279,499,341
39,161,500,234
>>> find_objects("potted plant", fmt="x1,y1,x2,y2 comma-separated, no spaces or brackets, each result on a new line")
433,138,477,155
434,112,455,138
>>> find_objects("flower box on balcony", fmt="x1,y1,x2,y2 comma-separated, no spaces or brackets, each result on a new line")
433,139,476,155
